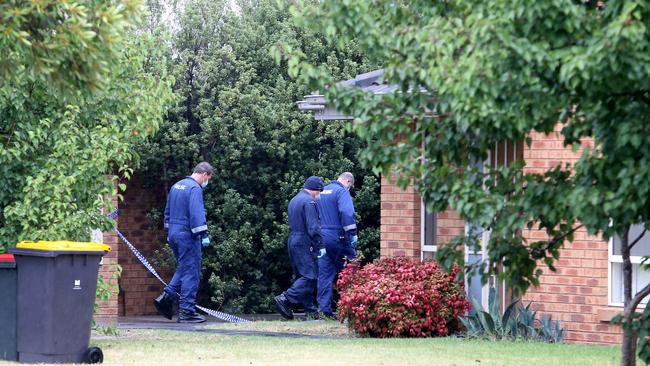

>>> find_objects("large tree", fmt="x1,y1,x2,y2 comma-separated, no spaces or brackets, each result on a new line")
136,0,380,313
0,1,174,250
283,1,650,364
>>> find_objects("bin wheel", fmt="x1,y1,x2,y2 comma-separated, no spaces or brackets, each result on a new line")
85,346,103,364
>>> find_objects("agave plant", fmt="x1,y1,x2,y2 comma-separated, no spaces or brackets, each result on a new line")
460,287,564,343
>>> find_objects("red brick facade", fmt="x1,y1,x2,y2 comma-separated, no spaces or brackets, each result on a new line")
95,195,120,323
380,177,421,258
379,127,622,345
116,177,170,316
96,177,169,321
379,176,466,259
520,127,620,344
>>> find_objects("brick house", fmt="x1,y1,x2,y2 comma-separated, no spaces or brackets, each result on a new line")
95,69,642,345
297,69,639,345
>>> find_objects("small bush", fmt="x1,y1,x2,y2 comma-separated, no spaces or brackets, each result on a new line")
337,257,470,337
93,265,122,336
461,287,564,343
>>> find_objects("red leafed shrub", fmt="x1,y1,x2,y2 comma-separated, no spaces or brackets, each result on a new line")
336,257,470,338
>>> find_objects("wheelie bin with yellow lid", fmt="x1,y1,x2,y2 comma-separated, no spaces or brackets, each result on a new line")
10,241,110,364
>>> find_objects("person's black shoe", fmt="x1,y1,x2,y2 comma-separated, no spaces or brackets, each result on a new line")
153,292,174,320
177,309,206,323
274,293,294,320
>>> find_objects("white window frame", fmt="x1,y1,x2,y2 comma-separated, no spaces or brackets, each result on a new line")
420,200,437,261
608,234,650,308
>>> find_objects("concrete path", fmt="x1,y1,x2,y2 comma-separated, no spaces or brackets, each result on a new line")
115,315,339,339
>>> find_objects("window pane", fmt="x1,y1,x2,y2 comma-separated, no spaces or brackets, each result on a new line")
638,267,650,305
422,250,436,261
613,224,650,257
467,253,483,307
424,209,436,247
611,262,624,304
611,262,650,304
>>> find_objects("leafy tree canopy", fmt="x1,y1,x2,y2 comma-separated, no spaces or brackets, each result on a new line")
136,0,380,313
0,0,174,250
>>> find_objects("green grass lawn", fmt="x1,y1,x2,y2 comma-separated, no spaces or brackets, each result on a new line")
0,321,622,366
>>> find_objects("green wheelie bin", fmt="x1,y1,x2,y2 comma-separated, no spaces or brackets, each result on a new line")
10,241,110,364
0,254,17,361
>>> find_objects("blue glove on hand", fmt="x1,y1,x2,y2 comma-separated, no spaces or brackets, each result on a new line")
318,248,326,258
201,237,210,248
350,235,358,245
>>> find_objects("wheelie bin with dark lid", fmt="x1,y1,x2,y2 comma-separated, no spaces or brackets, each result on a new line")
10,241,110,364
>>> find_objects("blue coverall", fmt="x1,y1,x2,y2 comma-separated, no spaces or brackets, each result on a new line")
163,177,208,312
317,181,357,314
285,190,322,313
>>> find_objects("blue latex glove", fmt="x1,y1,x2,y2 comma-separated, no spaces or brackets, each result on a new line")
201,237,210,248
350,235,358,246
318,248,326,258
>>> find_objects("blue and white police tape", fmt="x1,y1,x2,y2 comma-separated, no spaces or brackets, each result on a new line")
114,229,168,286
108,210,250,323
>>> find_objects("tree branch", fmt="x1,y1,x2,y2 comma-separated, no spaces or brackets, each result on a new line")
544,224,585,249
628,228,647,251
625,281,650,319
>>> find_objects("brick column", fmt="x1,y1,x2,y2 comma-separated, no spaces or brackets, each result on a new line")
95,196,120,324
380,176,421,259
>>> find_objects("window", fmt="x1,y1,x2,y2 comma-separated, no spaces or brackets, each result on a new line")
421,202,436,261
609,224,650,306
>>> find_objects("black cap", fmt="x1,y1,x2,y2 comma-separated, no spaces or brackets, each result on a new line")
303,176,324,191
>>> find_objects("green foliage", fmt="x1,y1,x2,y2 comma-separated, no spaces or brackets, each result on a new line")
93,265,122,336
462,288,564,343
285,0,650,294
152,241,177,271
614,304,650,362
0,0,142,93
136,0,380,313
0,0,174,252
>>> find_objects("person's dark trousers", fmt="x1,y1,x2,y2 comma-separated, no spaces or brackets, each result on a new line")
284,233,318,313
164,229,202,312
317,229,356,314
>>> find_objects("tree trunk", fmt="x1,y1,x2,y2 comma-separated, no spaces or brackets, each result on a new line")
621,321,638,366
621,226,637,366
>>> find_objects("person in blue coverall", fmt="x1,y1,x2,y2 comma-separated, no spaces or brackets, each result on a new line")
154,162,213,323
317,172,357,319
274,176,324,320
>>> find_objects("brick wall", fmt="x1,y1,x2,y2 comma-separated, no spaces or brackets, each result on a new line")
521,126,620,344
436,210,465,245
117,176,170,316
379,126,621,344
380,175,464,258
95,195,120,324
380,176,421,259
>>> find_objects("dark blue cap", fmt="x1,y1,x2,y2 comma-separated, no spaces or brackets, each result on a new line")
303,176,324,191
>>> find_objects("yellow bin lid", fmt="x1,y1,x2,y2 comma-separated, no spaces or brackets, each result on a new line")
17,241,111,252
